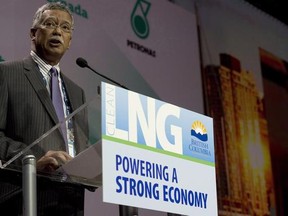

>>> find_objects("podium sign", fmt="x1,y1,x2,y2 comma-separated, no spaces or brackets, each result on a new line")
102,82,217,215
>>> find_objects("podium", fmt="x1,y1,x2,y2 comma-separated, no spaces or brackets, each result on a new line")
0,82,217,215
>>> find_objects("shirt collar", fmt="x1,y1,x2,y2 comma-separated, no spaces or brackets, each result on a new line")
30,51,61,74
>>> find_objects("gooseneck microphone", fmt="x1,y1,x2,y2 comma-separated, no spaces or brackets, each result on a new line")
76,57,128,89
76,57,88,68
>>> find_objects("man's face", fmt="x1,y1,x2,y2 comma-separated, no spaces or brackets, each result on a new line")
30,9,72,65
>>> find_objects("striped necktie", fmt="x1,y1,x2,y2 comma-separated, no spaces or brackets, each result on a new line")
50,67,68,146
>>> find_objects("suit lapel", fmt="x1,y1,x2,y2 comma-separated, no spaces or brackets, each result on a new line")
23,57,59,124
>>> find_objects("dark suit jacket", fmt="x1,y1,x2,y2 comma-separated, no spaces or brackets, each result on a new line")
0,56,89,215
0,56,89,166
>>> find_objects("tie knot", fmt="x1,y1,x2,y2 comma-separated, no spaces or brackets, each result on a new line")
50,67,58,76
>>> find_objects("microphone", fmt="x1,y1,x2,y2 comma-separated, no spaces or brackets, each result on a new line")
76,57,128,90
76,57,88,68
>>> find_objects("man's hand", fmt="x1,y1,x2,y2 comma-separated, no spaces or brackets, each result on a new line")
36,150,72,172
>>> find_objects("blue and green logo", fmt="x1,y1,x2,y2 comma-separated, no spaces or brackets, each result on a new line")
131,0,151,39
191,120,208,142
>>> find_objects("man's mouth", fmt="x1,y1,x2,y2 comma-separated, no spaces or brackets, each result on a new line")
49,38,62,46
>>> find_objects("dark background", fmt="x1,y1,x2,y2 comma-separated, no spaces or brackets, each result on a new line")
244,0,287,26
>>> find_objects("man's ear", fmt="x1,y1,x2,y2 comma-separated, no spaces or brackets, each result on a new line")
67,36,72,50
30,28,37,41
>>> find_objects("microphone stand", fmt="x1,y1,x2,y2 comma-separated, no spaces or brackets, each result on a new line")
77,58,138,216
86,64,128,90
77,58,128,90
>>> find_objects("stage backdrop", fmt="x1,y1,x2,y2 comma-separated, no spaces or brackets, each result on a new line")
0,0,202,215
182,0,288,215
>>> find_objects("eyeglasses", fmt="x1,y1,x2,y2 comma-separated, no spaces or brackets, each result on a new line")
40,20,73,33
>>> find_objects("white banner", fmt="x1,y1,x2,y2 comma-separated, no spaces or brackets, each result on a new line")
101,82,217,215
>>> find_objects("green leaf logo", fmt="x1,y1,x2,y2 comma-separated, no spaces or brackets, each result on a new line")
131,0,151,39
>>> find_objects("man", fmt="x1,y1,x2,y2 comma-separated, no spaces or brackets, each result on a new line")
0,2,89,215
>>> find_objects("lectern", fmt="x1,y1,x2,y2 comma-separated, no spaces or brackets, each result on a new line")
0,82,217,215
0,92,101,215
